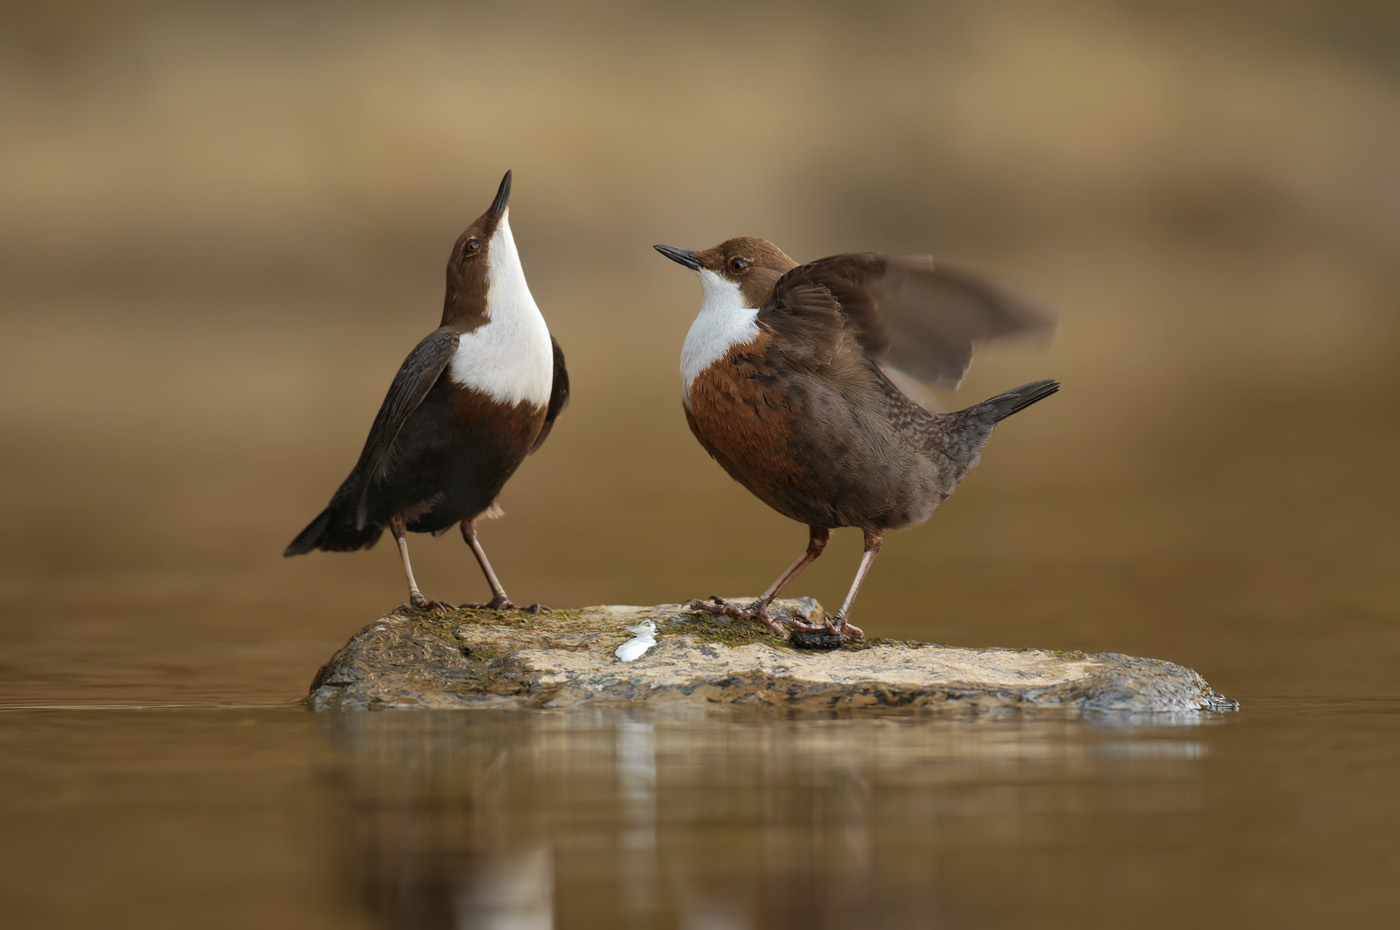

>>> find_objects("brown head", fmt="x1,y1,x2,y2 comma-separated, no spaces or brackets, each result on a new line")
441,170,515,329
654,236,798,308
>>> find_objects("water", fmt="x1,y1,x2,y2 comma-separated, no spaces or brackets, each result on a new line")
5,346,1395,926
4,3,1400,925
3,703,1397,929
4,199,1399,930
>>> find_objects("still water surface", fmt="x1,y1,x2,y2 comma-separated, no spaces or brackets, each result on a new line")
4,3,1400,925
2,350,1398,928
2,700,1397,929
3,315,1397,928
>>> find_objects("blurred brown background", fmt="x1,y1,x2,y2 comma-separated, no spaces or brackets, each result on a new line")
1,0,1397,704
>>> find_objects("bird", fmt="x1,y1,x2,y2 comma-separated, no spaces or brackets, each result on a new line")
653,237,1056,642
285,170,568,612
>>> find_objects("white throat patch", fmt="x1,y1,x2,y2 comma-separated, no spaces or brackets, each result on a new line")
448,210,555,407
680,269,759,401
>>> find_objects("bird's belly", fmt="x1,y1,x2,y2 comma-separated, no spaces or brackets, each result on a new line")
369,383,545,532
684,357,948,530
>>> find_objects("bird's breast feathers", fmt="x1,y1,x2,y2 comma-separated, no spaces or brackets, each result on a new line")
681,330,796,455
681,269,762,401
448,214,554,407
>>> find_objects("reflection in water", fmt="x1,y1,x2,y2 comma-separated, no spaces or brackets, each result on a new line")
319,711,1206,929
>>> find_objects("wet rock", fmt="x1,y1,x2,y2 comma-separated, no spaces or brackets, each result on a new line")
307,598,1236,714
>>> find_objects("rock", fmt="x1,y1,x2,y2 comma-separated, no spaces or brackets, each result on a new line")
307,598,1236,714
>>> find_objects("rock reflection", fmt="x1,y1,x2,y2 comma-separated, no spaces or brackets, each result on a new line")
318,711,1205,929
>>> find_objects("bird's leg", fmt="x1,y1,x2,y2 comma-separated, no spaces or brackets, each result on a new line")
391,514,454,613
457,518,543,612
826,529,881,641
685,526,830,636
757,525,830,632
761,527,830,603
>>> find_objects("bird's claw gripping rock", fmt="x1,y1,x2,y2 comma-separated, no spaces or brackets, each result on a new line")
683,596,792,639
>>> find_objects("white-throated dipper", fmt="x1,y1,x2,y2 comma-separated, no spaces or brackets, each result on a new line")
654,237,1056,642
285,171,567,611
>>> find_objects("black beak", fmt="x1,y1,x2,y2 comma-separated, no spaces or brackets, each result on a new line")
488,170,512,220
654,244,700,270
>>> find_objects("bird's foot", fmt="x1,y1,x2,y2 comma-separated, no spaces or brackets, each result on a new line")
781,612,827,633
683,596,789,639
824,613,865,642
788,612,865,650
396,595,456,614
459,596,547,613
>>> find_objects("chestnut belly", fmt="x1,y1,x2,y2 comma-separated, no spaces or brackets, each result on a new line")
684,363,950,531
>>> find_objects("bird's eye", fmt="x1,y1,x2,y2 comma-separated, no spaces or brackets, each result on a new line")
466,238,481,253
728,257,749,273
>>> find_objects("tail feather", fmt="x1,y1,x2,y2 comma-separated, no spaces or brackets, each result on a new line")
961,378,1059,423
284,503,382,556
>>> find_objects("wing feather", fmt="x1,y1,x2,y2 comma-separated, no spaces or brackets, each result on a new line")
352,327,460,528
529,336,569,453
758,254,1054,387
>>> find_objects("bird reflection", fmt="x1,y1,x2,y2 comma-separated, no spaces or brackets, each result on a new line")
322,715,553,929
315,712,1205,929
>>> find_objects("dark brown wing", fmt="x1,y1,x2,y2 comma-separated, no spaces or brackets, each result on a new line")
352,327,460,528
529,336,569,453
758,254,1054,387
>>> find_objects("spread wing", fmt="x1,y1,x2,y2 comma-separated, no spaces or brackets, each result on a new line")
757,254,1054,387
529,336,569,453
351,327,460,528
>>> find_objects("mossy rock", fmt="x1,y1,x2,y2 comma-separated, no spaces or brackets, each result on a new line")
306,598,1235,715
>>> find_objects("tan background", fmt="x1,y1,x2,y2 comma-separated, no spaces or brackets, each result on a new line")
3,4,1400,929
1,0,1397,703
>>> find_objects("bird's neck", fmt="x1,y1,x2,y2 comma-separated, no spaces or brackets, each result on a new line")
681,270,761,400
445,214,553,406
442,214,540,333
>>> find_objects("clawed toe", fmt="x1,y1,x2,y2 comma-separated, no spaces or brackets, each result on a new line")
683,596,788,638
460,598,511,611
683,596,756,619
683,596,729,615
460,596,548,613
789,614,864,650
824,614,865,641
398,597,456,614
783,616,826,633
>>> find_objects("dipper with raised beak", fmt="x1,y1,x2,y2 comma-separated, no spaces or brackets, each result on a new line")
286,171,568,611
654,237,1055,641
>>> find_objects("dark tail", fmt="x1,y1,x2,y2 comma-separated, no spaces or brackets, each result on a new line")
284,502,382,556
961,379,1060,423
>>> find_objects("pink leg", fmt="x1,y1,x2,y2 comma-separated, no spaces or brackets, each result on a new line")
458,518,546,612
686,526,830,636
391,514,454,613
826,529,882,640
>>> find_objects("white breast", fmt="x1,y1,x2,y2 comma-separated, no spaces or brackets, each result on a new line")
680,269,759,403
449,211,555,407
